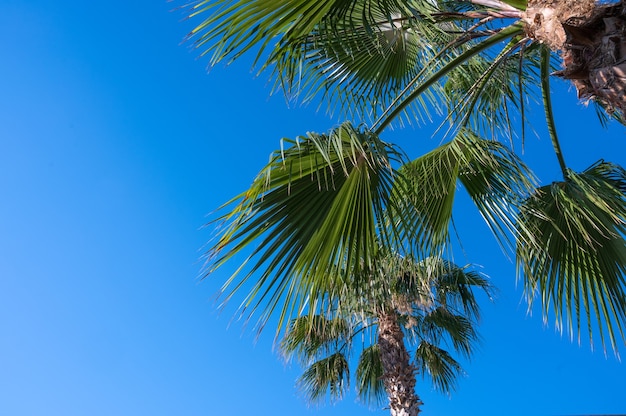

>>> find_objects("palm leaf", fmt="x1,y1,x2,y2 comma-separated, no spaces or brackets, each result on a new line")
205,122,405,334
428,259,493,319
273,0,452,119
373,22,525,133
443,37,542,139
355,344,386,407
421,307,478,357
397,129,534,254
517,161,626,353
298,352,350,403
281,314,351,364
415,341,463,393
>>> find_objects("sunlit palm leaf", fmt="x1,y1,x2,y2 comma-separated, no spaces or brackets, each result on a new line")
415,341,463,393
298,352,350,403
188,1,532,129
398,129,534,253
206,122,404,333
421,307,478,357
427,258,493,319
372,22,525,133
355,344,386,406
281,315,351,364
517,161,626,352
443,37,543,138
186,0,425,68
274,1,451,119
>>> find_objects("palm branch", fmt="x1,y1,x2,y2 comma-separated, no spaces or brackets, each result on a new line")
206,122,406,333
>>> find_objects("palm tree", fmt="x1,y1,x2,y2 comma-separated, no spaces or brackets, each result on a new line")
280,254,492,416
192,0,626,354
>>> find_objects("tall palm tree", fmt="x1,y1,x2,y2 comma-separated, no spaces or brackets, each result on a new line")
192,0,626,354
280,254,492,416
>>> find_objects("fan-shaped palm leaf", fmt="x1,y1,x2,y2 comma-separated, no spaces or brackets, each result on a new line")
397,129,535,253
427,259,493,318
206,122,405,333
517,161,626,352
443,37,543,138
420,307,478,357
188,1,536,127
355,344,386,406
281,315,351,364
415,341,464,392
298,352,350,403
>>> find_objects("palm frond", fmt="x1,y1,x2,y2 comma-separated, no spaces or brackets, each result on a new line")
205,122,405,334
188,1,531,127
540,45,568,177
186,0,339,64
298,352,350,403
517,161,626,353
373,22,524,133
415,341,464,393
281,314,351,364
397,129,535,254
422,307,479,357
455,130,536,249
273,0,452,119
429,259,493,319
443,37,542,140
355,344,386,407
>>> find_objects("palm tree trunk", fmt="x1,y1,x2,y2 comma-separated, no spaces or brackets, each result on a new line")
524,0,626,115
378,312,422,416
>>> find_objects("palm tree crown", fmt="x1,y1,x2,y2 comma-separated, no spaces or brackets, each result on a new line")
280,254,492,415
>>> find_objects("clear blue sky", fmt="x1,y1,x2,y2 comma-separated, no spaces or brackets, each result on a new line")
1,2,624,415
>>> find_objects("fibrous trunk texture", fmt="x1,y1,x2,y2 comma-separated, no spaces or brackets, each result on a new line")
378,312,422,416
524,0,626,116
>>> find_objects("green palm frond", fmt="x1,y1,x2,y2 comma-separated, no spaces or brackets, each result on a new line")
398,129,534,253
443,37,542,139
421,307,478,357
274,1,452,119
298,352,350,403
428,259,493,319
415,341,463,393
281,315,351,364
355,344,386,407
517,161,626,352
373,22,525,132
206,122,405,333
357,250,434,309
188,1,531,128
186,0,430,69
186,0,339,64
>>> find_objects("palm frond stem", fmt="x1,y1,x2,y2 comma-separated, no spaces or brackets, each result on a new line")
540,46,568,179
470,0,521,12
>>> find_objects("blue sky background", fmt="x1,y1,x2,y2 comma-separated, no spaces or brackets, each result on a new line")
1,1,624,415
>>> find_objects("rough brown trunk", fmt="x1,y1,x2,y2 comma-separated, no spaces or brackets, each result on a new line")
378,312,422,416
524,0,626,116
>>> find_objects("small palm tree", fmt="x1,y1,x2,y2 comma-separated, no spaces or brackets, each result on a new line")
281,254,492,416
